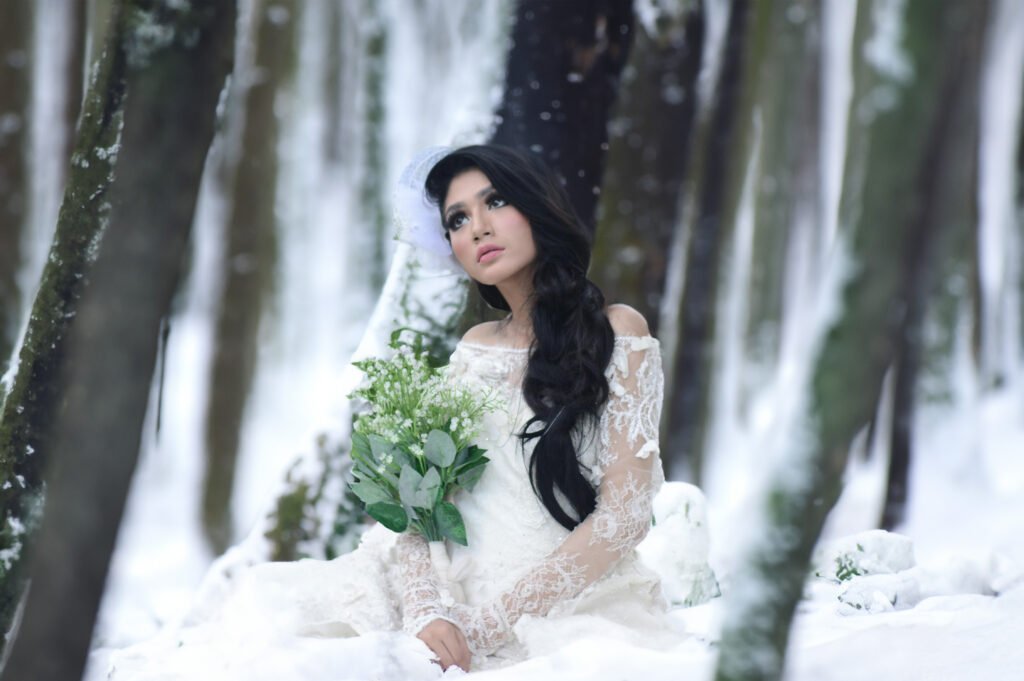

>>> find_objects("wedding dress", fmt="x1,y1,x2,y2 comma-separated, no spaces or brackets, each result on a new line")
95,334,694,680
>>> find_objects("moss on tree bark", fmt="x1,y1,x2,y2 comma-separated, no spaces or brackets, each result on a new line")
0,0,129,649
1,1,235,677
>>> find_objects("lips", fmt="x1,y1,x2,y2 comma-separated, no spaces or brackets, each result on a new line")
476,245,504,263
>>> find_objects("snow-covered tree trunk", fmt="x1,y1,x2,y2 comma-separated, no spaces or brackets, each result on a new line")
592,0,704,336
664,0,753,481
742,0,822,377
0,0,129,652
0,2,235,678
0,0,32,379
203,0,297,556
713,2,990,680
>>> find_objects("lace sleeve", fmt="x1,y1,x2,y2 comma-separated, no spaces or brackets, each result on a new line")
395,532,457,636
448,336,665,655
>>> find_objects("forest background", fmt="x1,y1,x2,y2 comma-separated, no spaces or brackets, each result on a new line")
0,1,1021,680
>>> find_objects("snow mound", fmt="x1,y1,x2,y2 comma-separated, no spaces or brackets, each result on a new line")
812,529,915,582
638,481,720,607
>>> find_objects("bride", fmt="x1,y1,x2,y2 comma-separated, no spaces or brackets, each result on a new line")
405,144,671,671
98,145,697,679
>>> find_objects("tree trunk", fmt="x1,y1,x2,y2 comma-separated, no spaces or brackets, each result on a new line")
0,0,129,651
663,0,753,481
62,0,89,172
713,3,990,679
203,0,296,554
0,0,32,378
1019,71,1024,358
591,1,704,336
491,0,634,233
742,0,822,386
355,0,389,292
0,2,234,678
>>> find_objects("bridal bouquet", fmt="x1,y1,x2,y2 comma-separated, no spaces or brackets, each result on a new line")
347,333,495,547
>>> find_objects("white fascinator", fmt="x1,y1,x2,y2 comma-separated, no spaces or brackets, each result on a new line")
393,146,463,274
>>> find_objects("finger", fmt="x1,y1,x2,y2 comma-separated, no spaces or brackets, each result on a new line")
453,632,471,670
438,639,457,671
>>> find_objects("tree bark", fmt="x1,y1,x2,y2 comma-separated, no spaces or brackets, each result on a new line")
714,3,990,679
742,0,822,384
491,0,634,233
0,0,32,378
591,1,704,336
62,0,89,172
356,0,388,292
203,0,296,554
1,2,234,678
0,0,129,651
663,0,753,481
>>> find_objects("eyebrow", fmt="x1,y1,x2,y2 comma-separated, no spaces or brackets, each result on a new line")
444,185,495,221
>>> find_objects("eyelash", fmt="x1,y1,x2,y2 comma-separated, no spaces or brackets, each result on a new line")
445,194,508,231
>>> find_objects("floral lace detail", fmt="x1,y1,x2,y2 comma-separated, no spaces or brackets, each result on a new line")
598,335,663,470
449,551,588,655
395,533,456,635
398,335,666,659
589,469,654,556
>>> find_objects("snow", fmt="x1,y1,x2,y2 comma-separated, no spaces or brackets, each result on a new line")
39,1,1023,679
83,380,1024,680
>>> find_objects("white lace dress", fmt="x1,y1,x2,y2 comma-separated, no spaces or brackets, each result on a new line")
96,334,684,680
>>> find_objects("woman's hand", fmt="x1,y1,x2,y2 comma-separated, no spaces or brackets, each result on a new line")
417,618,471,671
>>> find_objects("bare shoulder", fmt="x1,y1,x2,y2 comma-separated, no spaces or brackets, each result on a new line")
460,321,501,344
605,303,652,338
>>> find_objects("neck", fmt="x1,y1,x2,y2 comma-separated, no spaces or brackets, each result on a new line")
495,270,534,341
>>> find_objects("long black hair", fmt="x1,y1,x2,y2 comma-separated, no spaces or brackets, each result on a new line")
425,144,615,531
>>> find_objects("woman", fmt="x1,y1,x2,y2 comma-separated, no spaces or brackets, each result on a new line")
396,144,672,671
96,145,679,680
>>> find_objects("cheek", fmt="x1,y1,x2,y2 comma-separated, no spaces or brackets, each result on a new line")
449,233,475,265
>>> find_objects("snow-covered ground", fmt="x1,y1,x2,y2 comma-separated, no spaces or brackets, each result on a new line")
85,377,1024,681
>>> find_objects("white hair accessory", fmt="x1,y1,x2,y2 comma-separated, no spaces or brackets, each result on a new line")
392,146,464,275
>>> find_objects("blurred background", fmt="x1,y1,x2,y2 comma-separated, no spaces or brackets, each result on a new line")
0,0,1022,678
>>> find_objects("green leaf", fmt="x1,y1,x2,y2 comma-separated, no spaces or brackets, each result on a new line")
349,479,392,506
398,465,424,508
368,434,394,460
392,447,413,469
350,457,377,482
351,432,371,460
366,502,408,532
435,502,468,546
456,462,487,492
420,467,442,505
454,447,486,472
424,430,456,468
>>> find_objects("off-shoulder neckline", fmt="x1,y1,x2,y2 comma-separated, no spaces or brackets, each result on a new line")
456,335,659,353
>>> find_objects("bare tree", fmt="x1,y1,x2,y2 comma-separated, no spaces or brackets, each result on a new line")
1,1,235,679
0,0,32,376
663,0,753,481
0,0,129,650
592,1,705,336
714,3,990,679
202,0,298,554
491,0,634,233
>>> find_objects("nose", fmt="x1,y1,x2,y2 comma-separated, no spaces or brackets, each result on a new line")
471,208,492,241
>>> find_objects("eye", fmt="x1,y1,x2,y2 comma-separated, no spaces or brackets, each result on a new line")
445,211,468,231
487,194,508,210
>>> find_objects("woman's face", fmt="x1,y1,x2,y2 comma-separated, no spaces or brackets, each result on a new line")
442,168,537,287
